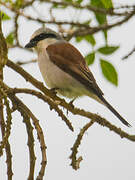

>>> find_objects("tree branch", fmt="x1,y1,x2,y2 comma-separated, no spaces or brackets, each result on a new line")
7,87,74,132
67,9,135,40
2,1,135,43
10,95,47,180
40,0,131,16
70,120,94,170
122,46,135,60
6,60,135,142
0,12,13,180
22,113,36,180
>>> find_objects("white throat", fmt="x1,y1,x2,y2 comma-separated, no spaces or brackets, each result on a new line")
36,38,58,54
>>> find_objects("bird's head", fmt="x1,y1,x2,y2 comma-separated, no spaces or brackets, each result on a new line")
25,27,63,49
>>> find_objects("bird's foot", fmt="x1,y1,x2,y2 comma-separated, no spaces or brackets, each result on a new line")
50,87,59,96
69,98,76,108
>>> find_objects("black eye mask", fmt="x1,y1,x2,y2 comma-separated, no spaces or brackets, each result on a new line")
25,33,58,48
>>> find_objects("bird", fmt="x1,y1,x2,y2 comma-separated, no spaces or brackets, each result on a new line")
25,27,131,127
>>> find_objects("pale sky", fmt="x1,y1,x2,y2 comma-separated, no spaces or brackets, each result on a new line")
1,1,135,180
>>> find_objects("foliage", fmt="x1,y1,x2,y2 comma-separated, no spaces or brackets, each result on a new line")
100,59,118,86
85,52,95,65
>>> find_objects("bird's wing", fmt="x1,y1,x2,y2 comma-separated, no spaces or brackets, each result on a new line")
46,42,103,97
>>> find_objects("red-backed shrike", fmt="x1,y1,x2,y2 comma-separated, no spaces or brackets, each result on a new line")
25,27,131,127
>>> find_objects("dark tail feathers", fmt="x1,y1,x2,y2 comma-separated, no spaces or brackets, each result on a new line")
99,95,131,127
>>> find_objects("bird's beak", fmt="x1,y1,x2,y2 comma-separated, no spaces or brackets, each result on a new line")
25,41,37,48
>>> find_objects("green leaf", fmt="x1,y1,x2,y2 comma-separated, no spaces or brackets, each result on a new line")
6,32,14,45
100,59,118,86
98,46,119,55
85,35,96,46
91,0,103,7
91,0,107,41
91,0,107,24
101,0,113,9
76,35,96,46
14,0,23,8
95,12,106,25
52,3,59,8
103,30,108,44
76,0,83,3
1,11,11,21
85,52,95,65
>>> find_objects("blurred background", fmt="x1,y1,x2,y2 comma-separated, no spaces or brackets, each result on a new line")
0,0,135,179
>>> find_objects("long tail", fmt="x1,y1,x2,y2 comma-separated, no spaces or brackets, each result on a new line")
99,95,131,127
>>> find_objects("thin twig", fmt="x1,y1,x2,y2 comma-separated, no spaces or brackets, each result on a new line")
23,114,36,180
70,120,94,170
40,0,131,16
67,10,135,40
21,0,135,16
0,3,90,28
16,59,37,66
14,14,19,46
5,142,13,180
11,96,36,180
122,46,135,60
8,87,74,131
114,5,135,10
0,88,12,156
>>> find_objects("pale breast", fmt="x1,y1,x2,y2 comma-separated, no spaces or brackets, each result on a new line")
38,49,76,87
37,49,89,98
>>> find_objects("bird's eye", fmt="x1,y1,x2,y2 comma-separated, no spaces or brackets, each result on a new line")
38,33,46,40
39,34,43,38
